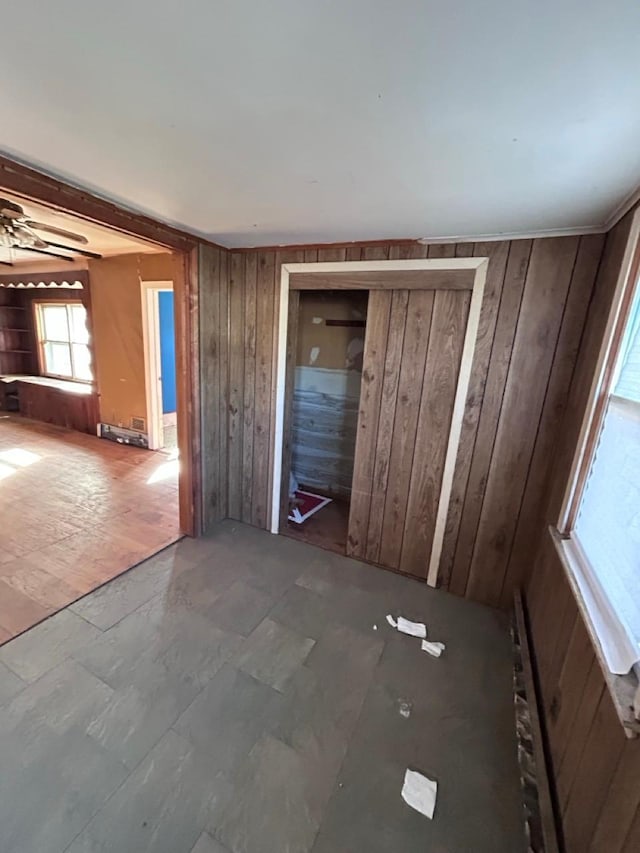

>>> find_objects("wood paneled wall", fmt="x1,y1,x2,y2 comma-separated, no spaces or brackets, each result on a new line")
222,236,604,606
527,537,640,853
199,244,230,530
524,210,640,852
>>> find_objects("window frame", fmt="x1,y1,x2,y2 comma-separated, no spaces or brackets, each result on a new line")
555,208,640,701
559,216,640,536
33,299,93,384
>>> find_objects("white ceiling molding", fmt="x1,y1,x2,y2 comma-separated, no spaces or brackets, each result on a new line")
602,182,640,233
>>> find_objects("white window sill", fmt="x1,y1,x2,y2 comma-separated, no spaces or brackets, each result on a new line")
550,527,640,738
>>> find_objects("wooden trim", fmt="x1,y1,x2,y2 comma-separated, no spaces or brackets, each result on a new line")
175,248,200,536
237,237,421,254
559,209,640,532
0,154,225,252
0,270,88,288
270,258,488,590
279,290,300,527
427,259,487,584
286,259,482,273
289,268,473,290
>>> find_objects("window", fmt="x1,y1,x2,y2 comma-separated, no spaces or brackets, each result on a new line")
560,217,640,678
35,302,93,382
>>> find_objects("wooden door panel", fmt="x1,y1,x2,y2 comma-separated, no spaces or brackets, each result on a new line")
348,286,471,578
346,290,392,558
377,290,435,568
399,289,471,577
365,290,409,563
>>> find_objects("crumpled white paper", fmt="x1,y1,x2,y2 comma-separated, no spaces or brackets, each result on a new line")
401,768,437,819
421,640,446,658
386,614,427,638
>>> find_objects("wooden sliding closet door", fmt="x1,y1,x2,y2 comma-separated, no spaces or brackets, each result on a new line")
347,287,471,579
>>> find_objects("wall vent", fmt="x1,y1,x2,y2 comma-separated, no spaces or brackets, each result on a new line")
98,423,149,449
131,416,146,432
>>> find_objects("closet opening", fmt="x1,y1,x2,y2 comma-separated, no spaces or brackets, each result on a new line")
281,289,368,555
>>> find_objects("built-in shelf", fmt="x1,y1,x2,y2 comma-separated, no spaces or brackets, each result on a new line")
0,305,25,310
3,328,29,332
0,349,32,354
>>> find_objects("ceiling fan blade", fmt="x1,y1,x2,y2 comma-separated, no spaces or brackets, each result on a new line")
11,225,49,249
15,246,75,262
0,198,25,219
46,240,102,260
24,220,89,245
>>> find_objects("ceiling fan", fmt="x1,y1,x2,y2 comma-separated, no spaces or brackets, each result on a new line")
0,198,101,264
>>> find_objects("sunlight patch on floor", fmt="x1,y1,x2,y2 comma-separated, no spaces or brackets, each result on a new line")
0,448,42,467
0,462,17,481
147,456,179,485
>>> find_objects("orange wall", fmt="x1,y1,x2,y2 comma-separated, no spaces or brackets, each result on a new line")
88,252,174,429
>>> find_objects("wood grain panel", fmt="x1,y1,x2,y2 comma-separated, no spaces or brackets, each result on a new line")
623,810,640,853
228,252,245,520
17,381,99,433
378,290,434,568
242,253,257,523
523,210,640,853
399,288,470,577
563,688,627,850
178,247,200,536
465,237,580,604
346,290,391,559
365,290,408,563
501,234,605,605
252,252,276,528
226,231,603,605
199,244,229,530
442,241,512,593
526,536,640,853
590,743,640,852
289,268,473,290
218,250,229,521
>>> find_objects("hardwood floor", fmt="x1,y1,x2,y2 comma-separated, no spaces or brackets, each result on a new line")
0,415,180,642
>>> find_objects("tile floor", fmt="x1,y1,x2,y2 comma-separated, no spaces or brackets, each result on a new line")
0,520,527,853
0,415,180,642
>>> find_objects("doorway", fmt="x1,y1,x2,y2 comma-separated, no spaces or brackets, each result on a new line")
141,280,177,451
281,289,368,553
273,258,488,584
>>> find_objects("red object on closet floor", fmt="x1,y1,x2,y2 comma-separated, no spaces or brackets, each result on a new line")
288,490,332,524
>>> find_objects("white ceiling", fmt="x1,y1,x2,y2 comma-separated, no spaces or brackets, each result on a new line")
1,1,639,248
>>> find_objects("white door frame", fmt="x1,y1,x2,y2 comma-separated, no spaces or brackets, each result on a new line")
141,279,173,450
270,258,489,587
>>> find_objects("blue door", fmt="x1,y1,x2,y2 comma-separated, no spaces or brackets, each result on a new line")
158,291,176,414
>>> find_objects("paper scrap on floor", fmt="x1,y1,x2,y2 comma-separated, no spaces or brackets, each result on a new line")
421,640,446,658
386,614,427,638
401,769,437,819
288,490,332,524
